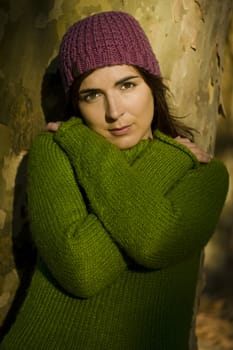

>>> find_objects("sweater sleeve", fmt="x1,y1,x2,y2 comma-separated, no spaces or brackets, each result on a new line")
27,132,127,298
54,118,229,269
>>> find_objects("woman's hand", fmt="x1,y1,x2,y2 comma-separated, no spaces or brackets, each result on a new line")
175,136,212,163
46,121,62,132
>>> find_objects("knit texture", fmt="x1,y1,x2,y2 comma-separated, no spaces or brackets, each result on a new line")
0,119,228,350
59,11,161,93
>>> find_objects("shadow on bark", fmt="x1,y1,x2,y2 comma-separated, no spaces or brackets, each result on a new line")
0,155,37,341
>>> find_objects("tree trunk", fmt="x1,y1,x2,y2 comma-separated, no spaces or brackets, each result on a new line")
0,1,232,348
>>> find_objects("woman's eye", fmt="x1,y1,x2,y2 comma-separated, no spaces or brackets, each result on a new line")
121,82,135,90
81,91,101,102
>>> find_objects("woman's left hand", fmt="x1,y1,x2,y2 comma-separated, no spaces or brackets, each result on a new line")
46,121,62,132
175,136,212,163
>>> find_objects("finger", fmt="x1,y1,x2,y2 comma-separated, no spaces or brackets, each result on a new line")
175,137,191,145
46,122,62,132
199,153,213,163
191,148,212,163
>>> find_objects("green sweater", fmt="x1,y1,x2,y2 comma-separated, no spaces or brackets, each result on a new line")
1,118,228,350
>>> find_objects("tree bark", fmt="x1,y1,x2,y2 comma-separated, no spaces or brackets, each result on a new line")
0,1,232,348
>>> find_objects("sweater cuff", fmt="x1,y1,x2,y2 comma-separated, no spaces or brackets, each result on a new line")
55,117,83,137
154,130,200,168
53,116,88,156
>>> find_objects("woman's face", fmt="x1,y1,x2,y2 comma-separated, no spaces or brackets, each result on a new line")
77,65,154,149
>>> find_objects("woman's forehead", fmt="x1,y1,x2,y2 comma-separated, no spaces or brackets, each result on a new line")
79,65,141,89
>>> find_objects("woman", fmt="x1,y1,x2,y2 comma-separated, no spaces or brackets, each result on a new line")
0,11,228,350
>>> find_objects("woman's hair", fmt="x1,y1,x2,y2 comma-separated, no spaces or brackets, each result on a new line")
137,67,194,140
66,65,194,140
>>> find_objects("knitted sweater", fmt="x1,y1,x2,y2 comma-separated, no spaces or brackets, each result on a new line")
1,118,228,350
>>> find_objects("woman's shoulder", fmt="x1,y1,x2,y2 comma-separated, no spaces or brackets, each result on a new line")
31,131,56,148
197,158,229,187
29,131,69,168
30,131,63,155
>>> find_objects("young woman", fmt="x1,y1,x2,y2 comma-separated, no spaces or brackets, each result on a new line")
0,11,228,350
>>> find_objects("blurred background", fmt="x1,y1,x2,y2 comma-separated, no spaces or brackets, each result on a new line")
196,13,233,350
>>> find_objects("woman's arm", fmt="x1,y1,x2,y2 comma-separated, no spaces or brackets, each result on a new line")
53,118,229,269
28,132,127,298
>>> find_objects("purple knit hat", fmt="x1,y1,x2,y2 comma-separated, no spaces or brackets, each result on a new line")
59,11,161,93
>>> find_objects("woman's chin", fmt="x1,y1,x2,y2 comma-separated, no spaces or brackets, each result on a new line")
109,137,141,150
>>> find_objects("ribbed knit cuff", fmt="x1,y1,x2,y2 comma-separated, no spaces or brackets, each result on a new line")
55,116,84,139
154,130,200,168
54,116,112,160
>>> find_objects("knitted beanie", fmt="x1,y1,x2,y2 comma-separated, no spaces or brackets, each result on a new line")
59,11,161,93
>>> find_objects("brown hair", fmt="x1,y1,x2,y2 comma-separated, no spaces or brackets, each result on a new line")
136,67,194,140
67,66,194,140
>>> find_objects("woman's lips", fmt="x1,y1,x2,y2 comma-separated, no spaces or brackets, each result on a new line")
109,125,131,136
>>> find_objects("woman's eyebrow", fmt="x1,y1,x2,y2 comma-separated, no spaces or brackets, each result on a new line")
79,88,101,94
79,75,140,94
115,75,139,86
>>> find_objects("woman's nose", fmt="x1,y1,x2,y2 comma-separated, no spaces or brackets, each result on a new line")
105,94,123,122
